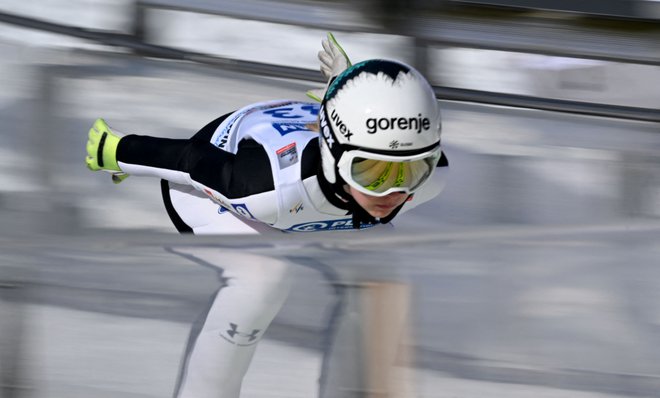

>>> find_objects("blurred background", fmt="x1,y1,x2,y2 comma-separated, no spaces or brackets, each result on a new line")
0,0,659,397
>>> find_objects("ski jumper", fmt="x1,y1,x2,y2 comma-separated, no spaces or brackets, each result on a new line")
115,100,448,234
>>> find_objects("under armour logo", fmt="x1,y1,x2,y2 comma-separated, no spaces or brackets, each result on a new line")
226,323,261,342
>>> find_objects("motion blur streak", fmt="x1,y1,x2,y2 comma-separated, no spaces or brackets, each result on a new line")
1,1,659,397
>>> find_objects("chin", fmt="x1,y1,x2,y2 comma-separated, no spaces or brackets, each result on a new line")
368,209,393,218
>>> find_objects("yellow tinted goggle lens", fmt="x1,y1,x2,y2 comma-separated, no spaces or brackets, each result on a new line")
351,158,430,193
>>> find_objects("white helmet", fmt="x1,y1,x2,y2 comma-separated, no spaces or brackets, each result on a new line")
319,59,443,198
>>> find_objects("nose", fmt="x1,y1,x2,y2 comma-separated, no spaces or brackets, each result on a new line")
385,192,406,199
378,191,407,205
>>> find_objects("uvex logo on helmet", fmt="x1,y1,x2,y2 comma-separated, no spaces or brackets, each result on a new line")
365,114,431,134
330,109,354,141
319,106,335,149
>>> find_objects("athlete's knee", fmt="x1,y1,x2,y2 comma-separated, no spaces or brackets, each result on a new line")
221,253,293,294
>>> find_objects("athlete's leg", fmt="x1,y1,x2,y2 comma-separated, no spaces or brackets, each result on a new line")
169,248,294,398
161,173,291,397
316,250,416,398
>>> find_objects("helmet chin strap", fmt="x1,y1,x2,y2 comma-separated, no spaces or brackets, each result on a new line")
349,199,377,228
317,164,352,210
317,167,408,229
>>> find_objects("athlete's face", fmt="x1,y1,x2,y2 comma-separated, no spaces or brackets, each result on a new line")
346,186,408,218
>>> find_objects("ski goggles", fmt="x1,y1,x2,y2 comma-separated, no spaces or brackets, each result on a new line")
336,146,442,197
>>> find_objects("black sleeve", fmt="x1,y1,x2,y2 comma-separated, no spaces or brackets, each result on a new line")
115,113,229,172
191,139,274,198
300,137,321,179
117,136,274,199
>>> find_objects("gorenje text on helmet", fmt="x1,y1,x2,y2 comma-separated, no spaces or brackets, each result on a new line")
365,114,431,134
319,106,335,148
